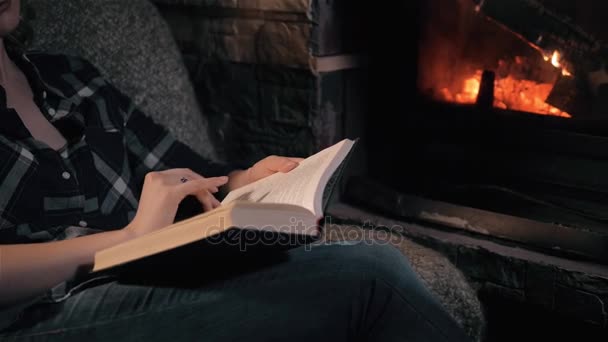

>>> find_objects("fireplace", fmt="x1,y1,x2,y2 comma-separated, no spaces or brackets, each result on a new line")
158,0,608,332
355,0,608,264
324,0,608,332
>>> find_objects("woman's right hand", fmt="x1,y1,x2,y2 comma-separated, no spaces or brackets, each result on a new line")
125,168,229,238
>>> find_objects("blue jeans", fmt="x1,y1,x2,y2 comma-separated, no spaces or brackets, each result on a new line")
0,242,469,341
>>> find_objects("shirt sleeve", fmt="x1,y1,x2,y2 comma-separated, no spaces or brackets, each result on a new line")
114,90,239,188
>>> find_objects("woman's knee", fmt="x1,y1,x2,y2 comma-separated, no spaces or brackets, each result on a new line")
304,241,418,286
301,242,466,339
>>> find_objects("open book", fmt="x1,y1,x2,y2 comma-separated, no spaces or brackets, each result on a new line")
93,139,356,272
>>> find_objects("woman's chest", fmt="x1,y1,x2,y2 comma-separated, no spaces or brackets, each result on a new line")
11,101,68,151
0,126,137,237
5,67,69,151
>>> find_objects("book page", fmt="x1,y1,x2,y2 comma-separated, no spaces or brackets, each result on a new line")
222,140,352,217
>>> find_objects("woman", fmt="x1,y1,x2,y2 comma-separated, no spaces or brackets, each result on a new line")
0,0,469,340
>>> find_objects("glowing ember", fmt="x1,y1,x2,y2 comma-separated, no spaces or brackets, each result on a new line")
439,70,571,118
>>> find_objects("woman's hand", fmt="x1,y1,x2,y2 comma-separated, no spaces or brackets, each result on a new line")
227,156,304,191
126,168,228,238
0,169,226,306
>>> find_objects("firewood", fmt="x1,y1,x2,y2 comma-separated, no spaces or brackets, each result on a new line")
475,0,608,116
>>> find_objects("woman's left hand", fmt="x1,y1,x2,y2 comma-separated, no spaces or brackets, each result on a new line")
227,155,304,191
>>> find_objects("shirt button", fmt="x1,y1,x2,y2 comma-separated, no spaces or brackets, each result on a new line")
42,91,47,99
62,171,71,180
48,108,56,116
79,220,88,227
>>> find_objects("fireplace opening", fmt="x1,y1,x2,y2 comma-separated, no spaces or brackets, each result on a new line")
359,0,608,264
419,0,575,118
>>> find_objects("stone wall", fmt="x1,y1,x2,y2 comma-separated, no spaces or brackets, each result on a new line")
150,0,368,165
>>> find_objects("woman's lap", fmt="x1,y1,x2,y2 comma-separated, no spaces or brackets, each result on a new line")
1,242,469,342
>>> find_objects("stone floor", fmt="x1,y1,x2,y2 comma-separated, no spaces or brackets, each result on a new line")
326,202,608,340
482,294,608,341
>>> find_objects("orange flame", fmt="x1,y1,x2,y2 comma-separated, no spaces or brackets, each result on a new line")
550,51,561,68
437,51,574,118
440,70,571,118
546,50,572,76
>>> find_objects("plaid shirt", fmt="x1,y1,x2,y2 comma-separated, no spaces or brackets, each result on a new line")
0,51,234,245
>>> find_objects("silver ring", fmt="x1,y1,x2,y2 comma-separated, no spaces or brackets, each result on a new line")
180,177,188,183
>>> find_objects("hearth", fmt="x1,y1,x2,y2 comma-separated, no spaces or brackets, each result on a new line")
359,0,608,264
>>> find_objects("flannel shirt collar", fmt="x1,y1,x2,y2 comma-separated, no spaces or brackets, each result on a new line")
0,50,81,143
0,48,70,107
17,51,69,100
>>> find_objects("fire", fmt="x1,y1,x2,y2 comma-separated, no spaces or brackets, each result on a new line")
438,51,573,118
440,70,571,118
546,50,572,76
550,50,561,68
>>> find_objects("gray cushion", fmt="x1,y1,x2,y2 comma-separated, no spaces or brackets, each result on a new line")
321,224,485,341
26,0,218,160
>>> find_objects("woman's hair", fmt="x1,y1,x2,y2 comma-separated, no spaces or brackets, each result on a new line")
5,3,34,54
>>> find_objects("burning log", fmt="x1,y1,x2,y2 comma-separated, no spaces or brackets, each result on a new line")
546,74,593,118
473,0,608,117
438,63,571,118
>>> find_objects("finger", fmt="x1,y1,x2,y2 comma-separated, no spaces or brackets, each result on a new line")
184,171,227,192
191,185,220,212
259,156,300,174
279,161,300,173
159,168,227,186
207,196,221,210
196,192,215,212
159,168,195,177
178,177,228,196
193,186,221,211
185,173,222,211
183,169,207,182
198,186,219,194
157,168,201,185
